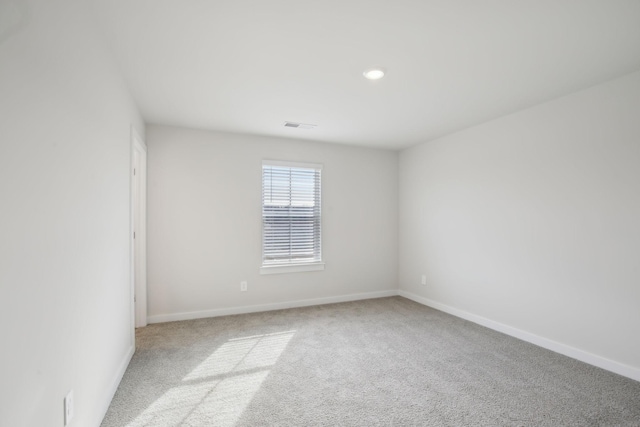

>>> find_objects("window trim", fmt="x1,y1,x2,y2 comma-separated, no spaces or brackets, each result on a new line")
260,159,323,274
259,261,325,275
263,159,323,170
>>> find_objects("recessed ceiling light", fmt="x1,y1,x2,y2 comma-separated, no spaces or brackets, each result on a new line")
363,68,385,80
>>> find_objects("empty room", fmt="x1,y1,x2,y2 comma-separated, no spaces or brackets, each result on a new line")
1,0,639,426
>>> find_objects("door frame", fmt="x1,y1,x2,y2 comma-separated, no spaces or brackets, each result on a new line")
131,126,147,330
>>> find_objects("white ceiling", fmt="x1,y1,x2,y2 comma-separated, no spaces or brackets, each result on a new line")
93,0,640,150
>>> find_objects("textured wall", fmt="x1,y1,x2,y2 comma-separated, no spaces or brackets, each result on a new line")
399,71,640,375
146,125,398,319
0,0,143,425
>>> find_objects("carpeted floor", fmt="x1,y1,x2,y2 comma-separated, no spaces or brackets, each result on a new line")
101,296,640,426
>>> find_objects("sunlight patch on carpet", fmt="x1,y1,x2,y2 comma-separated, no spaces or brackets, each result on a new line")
126,330,296,426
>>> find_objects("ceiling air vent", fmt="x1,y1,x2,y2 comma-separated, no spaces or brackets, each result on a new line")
284,121,317,130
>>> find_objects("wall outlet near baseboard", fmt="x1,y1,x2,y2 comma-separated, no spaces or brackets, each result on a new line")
240,281,247,291
64,389,74,425
421,275,427,285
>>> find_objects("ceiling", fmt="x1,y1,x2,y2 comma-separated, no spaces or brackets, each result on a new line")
93,0,640,150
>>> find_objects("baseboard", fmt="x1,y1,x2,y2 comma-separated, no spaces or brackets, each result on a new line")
147,289,399,324
398,290,640,382
95,343,135,426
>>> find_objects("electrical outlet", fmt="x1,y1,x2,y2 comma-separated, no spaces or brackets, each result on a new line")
421,275,427,285
64,390,74,426
240,281,247,291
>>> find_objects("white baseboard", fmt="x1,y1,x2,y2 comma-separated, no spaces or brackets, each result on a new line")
398,290,640,382
95,343,135,426
147,290,399,324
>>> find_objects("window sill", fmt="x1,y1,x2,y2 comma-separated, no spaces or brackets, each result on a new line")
260,262,325,275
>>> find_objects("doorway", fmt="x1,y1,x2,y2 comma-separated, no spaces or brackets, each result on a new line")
131,128,147,329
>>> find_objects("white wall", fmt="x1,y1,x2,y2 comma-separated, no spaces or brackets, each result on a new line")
146,125,398,321
0,0,143,425
399,71,640,379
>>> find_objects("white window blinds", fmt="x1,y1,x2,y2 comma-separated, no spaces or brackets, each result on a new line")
262,161,322,266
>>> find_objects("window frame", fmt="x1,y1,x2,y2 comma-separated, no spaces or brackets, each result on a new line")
260,160,324,275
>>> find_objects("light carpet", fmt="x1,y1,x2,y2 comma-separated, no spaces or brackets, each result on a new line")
101,296,640,426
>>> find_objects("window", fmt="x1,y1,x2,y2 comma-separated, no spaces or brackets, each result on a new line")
261,160,324,274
